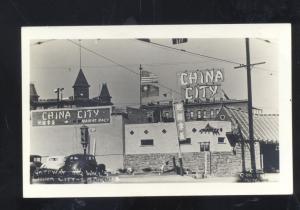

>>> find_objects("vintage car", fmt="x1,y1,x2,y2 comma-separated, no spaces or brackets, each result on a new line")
30,155,42,179
40,156,66,170
60,154,106,177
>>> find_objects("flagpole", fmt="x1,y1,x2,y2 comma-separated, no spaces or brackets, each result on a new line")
139,64,142,108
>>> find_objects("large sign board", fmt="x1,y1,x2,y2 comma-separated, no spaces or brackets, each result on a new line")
179,69,224,100
31,107,111,126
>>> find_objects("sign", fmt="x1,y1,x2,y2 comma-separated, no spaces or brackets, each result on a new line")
31,107,111,126
179,69,224,100
172,38,188,44
199,123,223,135
174,102,186,141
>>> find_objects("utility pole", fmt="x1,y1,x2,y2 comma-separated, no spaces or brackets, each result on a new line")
234,38,265,180
139,64,142,107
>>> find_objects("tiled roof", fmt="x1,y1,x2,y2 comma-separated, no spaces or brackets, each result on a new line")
221,106,278,143
73,69,90,87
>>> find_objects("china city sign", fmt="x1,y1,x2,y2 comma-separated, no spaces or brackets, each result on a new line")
179,68,224,100
31,107,111,126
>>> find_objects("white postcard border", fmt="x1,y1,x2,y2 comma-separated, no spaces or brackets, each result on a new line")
22,24,292,197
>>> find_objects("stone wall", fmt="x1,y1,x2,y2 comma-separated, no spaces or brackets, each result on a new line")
210,151,241,176
124,153,179,172
124,142,261,176
181,152,208,174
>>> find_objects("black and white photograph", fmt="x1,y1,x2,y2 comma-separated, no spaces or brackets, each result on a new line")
22,25,292,197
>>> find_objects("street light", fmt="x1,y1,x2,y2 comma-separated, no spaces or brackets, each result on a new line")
80,125,89,184
80,125,89,155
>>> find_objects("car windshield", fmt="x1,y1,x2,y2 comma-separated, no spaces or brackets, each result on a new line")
68,155,95,161
33,157,41,162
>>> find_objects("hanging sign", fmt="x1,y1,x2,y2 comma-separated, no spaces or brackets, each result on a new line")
174,102,186,141
31,107,111,126
179,69,224,100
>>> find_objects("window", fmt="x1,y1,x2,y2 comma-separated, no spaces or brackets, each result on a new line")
203,110,207,118
220,115,225,120
197,110,201,119
200,142,210,151
165,112,169,118
216,109,220,115
210,109,214,118
218,137,225,144
180,138,191,145
184,111,189,120
190,111,194,118
141,139,154,146
33,157,41,162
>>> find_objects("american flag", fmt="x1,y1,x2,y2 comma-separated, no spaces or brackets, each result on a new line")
140,70,159,98
141,70,159,84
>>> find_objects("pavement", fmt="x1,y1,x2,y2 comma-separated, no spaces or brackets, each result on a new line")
113,173,280,183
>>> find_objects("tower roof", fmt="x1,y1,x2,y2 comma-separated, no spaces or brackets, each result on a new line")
30,83,39,97
99,83,112,99
73,69,90,88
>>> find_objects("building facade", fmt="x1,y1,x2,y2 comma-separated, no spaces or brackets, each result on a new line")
124,120,262,176
30,68,276,177
126,99,262,124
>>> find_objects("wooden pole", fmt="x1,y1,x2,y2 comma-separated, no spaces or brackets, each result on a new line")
245,38,257,177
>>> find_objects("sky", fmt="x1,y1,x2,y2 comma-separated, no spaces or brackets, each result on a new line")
30,38,278,113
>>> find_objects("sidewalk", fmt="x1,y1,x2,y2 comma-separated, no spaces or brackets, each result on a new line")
114,173,279,183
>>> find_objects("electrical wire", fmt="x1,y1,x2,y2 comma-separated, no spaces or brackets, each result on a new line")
67,39,183,96
136,39,277,74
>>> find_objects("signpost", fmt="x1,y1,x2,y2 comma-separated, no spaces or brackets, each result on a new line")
173,101,185,176
31,107,111,126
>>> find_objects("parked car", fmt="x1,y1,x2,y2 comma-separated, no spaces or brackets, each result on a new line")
40,156,66,170
61,154,105,176
30,155,42,181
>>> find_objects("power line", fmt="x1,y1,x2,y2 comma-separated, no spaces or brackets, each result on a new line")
137,39,243,65
136,39,277,74
67,39,182,96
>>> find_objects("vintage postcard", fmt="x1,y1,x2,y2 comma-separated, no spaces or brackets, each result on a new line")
22,24,292,197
